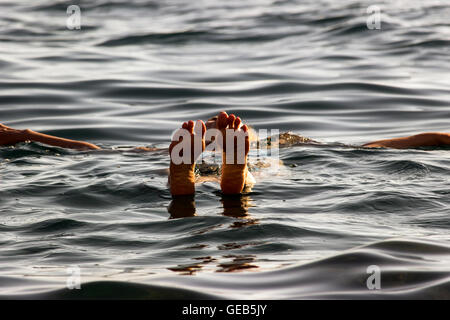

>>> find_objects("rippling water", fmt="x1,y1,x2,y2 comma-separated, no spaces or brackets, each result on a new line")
0,0,449,299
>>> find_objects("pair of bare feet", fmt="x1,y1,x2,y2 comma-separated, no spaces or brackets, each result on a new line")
169,111,250,196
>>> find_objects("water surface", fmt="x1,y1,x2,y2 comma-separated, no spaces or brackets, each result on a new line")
0,0,449,299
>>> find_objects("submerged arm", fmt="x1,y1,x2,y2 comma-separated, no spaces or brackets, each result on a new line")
0,123,100,150
363,132,450,149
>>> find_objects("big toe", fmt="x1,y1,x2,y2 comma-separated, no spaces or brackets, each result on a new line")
217,111,229,130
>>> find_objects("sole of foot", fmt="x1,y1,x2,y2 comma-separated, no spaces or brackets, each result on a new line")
216,111,250,194
169,120,206,196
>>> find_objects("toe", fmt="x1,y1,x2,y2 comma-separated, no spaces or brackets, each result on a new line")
228,114,236,129
200,120,206,137
187,120,195,133
234,117,241,130
218,112,229,130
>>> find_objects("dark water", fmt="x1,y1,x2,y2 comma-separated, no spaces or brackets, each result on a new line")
0,0,449,299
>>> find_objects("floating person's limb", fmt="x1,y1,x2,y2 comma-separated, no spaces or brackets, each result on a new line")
363,132,450,149
0,123,28,146
0,123,100,150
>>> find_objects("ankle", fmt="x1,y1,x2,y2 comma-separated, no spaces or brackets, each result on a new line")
221,154,247,194
170,163,196,195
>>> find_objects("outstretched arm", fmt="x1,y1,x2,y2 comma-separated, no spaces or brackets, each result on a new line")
0,123,100,150
363,132,450,149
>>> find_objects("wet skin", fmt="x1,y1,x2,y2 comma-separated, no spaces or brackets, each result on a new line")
168,112,250,195
2,120,448,152
1,116,449,196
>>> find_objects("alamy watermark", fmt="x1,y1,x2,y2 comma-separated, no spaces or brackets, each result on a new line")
366,265,381,290
66,265,81,289
66,5,81,30
366,5,381,30
65,5,382,31
170,125,280,171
